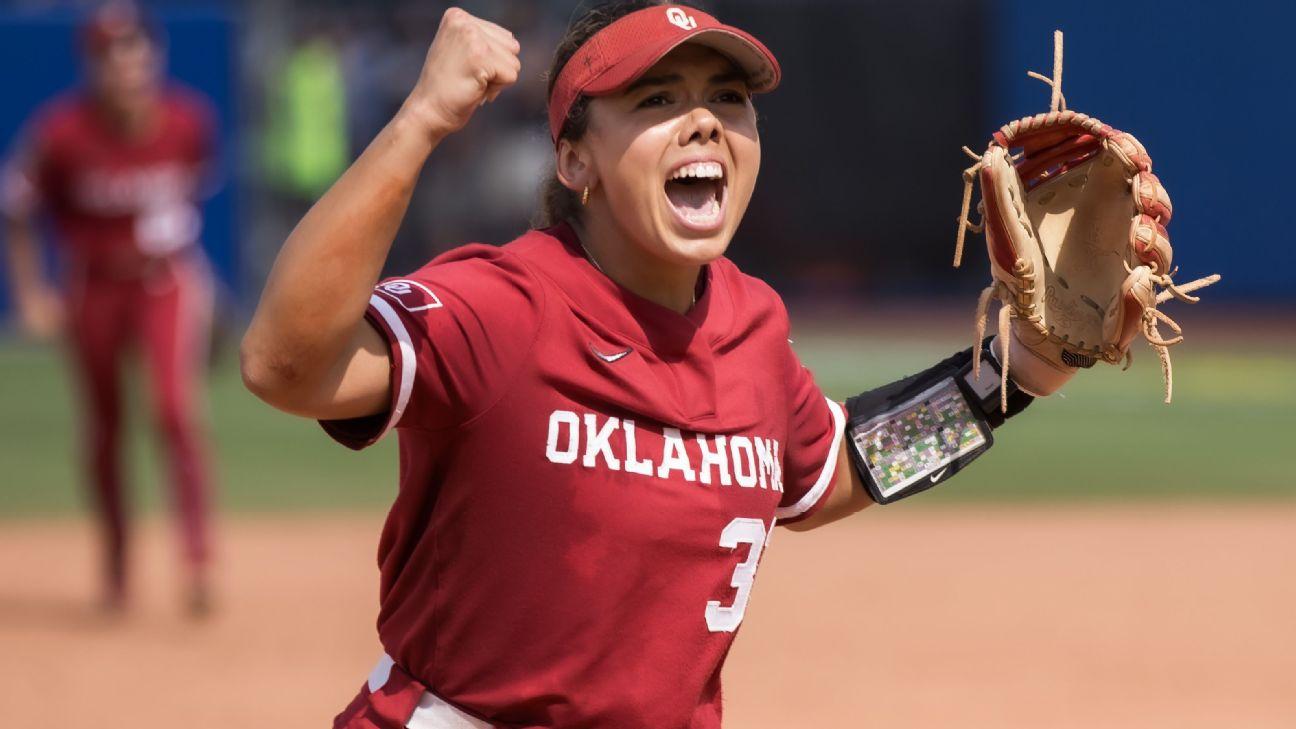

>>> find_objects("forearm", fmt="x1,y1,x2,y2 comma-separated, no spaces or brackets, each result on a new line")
241,8,521,418
241,108,444,396
782,427,873,531
784,340,1036,530
4,215,47,300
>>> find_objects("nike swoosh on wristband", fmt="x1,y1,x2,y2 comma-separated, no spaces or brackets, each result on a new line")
590,344,633,363
929,467,949,484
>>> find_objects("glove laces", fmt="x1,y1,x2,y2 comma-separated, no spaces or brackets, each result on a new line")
954,28,1222,408
955,30,1065,268
1124,262,1221,402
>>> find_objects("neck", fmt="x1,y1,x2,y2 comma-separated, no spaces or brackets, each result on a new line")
572,212,700,315
96,89,159,139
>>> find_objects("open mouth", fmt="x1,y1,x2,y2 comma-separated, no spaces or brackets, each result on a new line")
664,160,727,232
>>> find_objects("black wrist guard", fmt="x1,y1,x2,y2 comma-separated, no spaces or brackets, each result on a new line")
845,339,1032,504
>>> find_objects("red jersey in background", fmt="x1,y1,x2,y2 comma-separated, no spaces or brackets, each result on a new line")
2,86,214,276
1,85,219,598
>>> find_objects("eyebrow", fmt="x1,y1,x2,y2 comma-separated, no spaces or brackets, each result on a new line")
709,69,749,86
624,69,751,94
625,73,684,93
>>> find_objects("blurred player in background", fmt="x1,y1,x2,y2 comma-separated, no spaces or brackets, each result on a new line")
1,1,218,615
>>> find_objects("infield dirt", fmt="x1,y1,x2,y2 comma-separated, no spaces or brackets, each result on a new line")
2,504,1293,727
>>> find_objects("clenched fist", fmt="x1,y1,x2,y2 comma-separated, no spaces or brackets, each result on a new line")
402,7,522,138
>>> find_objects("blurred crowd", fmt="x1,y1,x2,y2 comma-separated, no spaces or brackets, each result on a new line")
235,0,989,297
1,0,992,305
3,0,1278,316
244,0,569,278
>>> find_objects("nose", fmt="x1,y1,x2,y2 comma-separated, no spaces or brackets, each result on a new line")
678,105,722,146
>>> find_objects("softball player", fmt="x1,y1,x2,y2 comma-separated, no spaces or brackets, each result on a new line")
243,2,1055,726
2,2,217,614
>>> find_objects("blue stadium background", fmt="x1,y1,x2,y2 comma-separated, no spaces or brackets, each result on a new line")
0,0,1289,312
0,5,237,301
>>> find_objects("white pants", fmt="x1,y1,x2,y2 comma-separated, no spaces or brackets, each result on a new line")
368,654,493,729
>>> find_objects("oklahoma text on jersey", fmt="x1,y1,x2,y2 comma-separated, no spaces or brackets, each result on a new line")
545,411,784,491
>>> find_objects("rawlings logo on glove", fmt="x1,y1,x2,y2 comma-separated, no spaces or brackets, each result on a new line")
953,31,1219,410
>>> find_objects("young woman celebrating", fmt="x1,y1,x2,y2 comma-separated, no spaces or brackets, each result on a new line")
242,3,1050,726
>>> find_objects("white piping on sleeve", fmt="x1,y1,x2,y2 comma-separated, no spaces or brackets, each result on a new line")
775,397,845,521
368,294,416,440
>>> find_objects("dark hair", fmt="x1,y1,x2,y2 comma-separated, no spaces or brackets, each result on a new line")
81,1,163,58
535,0,698,228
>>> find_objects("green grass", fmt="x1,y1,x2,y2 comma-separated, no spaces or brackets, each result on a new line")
0,341,397,518
802,333,1296,503
1,331,1292,518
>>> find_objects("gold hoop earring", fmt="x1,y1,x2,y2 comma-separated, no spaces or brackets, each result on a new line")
581,186,590,206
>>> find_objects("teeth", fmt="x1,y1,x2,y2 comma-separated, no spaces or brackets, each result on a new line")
670,161,724,181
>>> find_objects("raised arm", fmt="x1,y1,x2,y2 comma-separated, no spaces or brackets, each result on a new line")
240,8,520,420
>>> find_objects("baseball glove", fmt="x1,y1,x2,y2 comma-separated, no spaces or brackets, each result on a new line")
953,31,1219,410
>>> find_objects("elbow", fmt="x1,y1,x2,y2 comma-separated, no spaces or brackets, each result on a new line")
239,336,305,412
238,339,275,403
4,209,35,238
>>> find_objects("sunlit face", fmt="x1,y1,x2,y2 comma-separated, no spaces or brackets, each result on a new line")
89,30,161,106
578,44,761,267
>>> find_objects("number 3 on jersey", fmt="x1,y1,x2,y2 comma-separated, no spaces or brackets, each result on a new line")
705,518,772,633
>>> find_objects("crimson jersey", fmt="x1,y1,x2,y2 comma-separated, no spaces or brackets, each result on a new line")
323,223,844,728
1,87,214,275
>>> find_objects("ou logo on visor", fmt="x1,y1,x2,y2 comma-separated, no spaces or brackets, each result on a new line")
666,7,697,30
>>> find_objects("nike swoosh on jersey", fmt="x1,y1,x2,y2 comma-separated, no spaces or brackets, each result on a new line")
590,344,633,363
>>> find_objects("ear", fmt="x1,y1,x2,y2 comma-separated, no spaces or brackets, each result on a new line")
555,138,598,194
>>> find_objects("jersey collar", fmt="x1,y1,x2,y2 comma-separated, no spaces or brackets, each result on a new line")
532,222,734,355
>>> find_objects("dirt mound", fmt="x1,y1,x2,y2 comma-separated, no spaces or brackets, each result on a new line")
1,506,1292,728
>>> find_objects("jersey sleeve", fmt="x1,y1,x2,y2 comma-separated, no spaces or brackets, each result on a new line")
320,246,545,449
774,346,846,523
